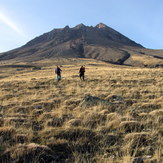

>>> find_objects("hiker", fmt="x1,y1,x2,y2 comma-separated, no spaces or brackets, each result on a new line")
79,65,85,80
55,66,62,81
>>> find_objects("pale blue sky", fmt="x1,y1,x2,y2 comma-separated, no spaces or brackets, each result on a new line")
0,0,163,52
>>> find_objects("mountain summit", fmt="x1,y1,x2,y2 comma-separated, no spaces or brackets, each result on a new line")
0,23,162,66
74,23,86,29
23,23,142,49
96,23,108,28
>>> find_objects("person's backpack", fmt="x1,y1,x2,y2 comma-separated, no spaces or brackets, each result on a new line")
81,67,85,73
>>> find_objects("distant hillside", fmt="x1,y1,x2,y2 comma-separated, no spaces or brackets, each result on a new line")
0,23,162,67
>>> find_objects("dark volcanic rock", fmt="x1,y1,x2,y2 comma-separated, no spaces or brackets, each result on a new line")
1,23,162,66
0,23,145,64
80,94,111,108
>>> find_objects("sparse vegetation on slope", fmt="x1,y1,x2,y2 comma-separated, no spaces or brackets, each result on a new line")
0,58,162,162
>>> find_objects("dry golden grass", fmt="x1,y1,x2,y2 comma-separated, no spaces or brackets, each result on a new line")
0,58,162,162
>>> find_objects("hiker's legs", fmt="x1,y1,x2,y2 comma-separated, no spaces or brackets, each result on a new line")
80,73,82,80
80,73,84,80
56,74,61,81
82,74,85,80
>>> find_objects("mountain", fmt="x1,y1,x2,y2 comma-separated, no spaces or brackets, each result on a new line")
0,23,163,66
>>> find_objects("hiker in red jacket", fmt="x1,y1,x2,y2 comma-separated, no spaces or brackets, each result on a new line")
79,65,85,80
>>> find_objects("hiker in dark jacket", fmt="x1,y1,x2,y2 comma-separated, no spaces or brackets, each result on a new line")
55,66,62,81
79,66,85,80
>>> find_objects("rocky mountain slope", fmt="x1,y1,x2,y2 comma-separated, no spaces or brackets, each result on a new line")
0,23,162,66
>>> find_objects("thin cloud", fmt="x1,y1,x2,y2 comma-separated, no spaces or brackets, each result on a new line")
0,11,29,39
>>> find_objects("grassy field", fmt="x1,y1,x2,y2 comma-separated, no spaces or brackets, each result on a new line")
0,58,162,163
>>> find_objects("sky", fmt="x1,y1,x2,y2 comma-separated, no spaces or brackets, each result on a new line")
0,0,163,53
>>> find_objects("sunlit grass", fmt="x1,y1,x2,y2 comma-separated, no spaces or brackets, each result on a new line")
0,58,162,162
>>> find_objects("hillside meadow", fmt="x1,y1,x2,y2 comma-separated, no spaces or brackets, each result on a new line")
0,58,162,163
